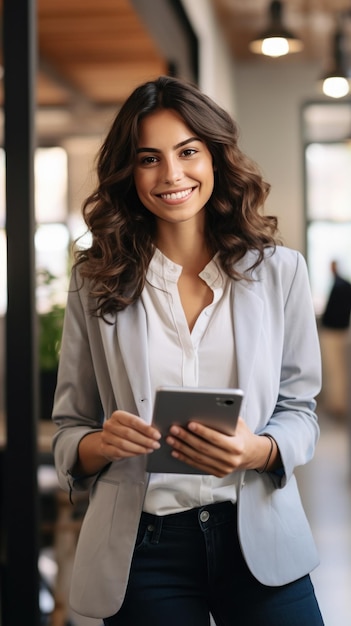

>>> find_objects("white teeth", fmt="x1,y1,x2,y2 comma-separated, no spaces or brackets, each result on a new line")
160,188,192,200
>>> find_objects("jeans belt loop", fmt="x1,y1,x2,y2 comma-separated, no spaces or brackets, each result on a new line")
150,514,163,544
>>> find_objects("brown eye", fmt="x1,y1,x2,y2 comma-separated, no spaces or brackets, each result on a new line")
140,156,158,165
182,148,197,157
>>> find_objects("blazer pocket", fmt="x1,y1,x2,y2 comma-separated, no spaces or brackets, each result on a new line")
80,478,120,547
77,476,146,555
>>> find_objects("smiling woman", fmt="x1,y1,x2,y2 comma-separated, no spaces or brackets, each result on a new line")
133,109,215,229
52,75,324,626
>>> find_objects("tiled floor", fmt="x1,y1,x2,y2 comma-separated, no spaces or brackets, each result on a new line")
296,409,351,626
43,409,351,626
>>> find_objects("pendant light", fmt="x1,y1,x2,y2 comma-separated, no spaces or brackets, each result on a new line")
249,0,304,58
319,26,350,99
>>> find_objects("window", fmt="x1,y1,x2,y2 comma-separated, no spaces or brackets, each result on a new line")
303,103,351,315
0,146,71,314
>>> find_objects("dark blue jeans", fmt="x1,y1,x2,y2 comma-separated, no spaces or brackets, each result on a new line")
103,501,324,626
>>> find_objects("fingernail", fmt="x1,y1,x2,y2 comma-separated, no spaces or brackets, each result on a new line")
170,425,179,435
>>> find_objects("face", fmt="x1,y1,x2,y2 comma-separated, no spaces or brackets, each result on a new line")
133,109,214,226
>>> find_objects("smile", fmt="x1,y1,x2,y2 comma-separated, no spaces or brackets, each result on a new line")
159,188,194,201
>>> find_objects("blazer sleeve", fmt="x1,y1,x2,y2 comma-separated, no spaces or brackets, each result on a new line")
260,250,322,487
52,269,105,494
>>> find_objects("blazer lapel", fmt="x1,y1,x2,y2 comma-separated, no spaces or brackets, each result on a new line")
97,302,152,422
232,278,263,423
115,301,153,421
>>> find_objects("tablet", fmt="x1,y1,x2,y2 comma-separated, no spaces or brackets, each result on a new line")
146,386,244,474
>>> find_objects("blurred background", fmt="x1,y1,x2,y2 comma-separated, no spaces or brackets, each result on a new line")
0,1,351,624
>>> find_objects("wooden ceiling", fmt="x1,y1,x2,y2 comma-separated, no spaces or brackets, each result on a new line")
36,0,167,108
2,0,351,139
0,0,168,139
33,0,351,119
26,0,351,107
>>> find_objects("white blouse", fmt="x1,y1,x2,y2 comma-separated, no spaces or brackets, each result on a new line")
141,248,241,515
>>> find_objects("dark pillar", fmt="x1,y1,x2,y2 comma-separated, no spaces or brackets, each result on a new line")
2,0,40,623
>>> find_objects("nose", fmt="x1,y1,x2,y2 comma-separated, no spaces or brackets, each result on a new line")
162,156,183,184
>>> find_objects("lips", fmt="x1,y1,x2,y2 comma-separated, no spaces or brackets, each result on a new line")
159,187,194,201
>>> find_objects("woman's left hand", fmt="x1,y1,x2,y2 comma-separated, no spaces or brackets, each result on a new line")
165,417,272,477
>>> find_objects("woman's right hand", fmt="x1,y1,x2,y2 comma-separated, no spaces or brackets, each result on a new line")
75,411,161,476
101,410,161,462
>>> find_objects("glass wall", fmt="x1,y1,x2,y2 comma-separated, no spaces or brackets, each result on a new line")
303,103,351,316
0,146,71,314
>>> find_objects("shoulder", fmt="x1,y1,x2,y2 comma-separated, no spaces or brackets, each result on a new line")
264,245,302,266
66,265,98,321
262,247,310,296
239,245,306,279
237,246,311,305
265,246,306,277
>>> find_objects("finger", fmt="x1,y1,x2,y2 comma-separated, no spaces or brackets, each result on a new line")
101,431,161,461
106,411,161,441
166,434,236,476
168,424,231,457
102,413,161,460
186,421,237,447
169,446,233,478
102,426,160,452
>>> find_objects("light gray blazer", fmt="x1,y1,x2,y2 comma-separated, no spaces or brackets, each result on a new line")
52,246,322,619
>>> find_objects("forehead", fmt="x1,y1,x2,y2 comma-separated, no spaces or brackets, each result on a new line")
137,109,193,145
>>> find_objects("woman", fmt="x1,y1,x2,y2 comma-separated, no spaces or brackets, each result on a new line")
52,75,324,625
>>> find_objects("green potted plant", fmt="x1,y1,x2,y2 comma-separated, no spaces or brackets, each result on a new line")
37,269,66,420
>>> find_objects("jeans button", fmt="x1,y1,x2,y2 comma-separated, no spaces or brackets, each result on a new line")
200,510,210,522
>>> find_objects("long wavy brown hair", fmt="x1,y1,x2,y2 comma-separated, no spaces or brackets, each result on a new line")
75,74,280,317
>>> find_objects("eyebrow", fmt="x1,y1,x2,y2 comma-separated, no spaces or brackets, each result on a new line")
136,136,201,154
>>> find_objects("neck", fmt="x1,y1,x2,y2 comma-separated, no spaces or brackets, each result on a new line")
155,220,212,274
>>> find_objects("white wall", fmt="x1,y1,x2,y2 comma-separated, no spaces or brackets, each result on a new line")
229,60,323,253
182,3,324,253
181,0,237,116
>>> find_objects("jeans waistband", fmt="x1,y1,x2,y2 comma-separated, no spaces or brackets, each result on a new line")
140,500,237,533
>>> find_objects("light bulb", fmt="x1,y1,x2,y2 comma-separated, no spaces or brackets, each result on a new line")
261,37,290,57
322,76,350,98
